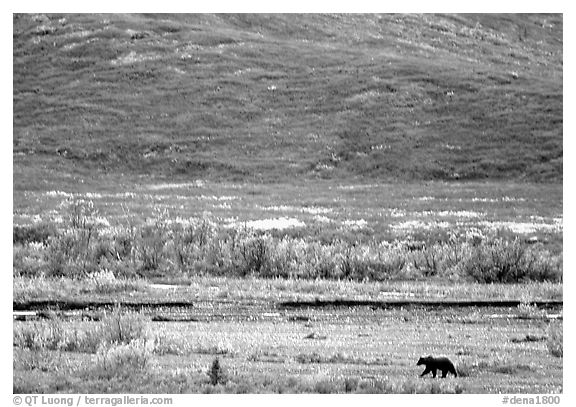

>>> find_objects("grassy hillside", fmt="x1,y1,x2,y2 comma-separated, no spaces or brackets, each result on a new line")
13,13,563,185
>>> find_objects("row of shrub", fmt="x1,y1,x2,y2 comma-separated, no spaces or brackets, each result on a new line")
13,204,562,284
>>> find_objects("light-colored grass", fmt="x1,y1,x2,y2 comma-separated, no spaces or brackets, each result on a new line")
14,181,562,245
13,275,147,303
13,275,563,304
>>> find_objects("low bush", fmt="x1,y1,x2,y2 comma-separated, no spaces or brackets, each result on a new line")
85,269,146,294
13,223,57,245
547,322,563,357
456,362,473,377
464,238,561,283
208,357,227,385
13,347,62,372
295,351,387,365
354,377,461,394
344,376,360,393
14,320,66,351
137,224,167,273
98,308,148,346
239,236,270,276
14,309,149,354
12,200,562,283
151,332,192,356
313,378,340,394
13,245,46,277
516,302,548,319
94,339,153,379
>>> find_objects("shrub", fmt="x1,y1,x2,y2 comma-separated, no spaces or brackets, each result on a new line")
294,351,386,365
369,250,407,280
136,209,170,273
356,378,395,393
516,302,547,319
547,322,563,357
152,332,191,356
239,236,270,276
45,235,72,277
13,223,57,245
13,245,46,277
14,320,66,351
354,377,464,394
93,240,113,264
110,228,136,263
14,309,149,354
137,224,166,272
13,347,61,372
44,230,102,277
295,352,323,364
456,362,473,377
14,319,92,353
66,199,98,229
99,308,148,346
491,364,530,374
525,254,563,282
86,269,146,294
510,334,546,343
411,246,442,277
464,239,561,283
301,241,339,279
195,343,232,355
94,339,153,378
344,376,360,393
313,378,340,394
208,357,227,385
429,382,443,394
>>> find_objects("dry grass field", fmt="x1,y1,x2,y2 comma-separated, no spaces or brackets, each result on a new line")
13,300,562,393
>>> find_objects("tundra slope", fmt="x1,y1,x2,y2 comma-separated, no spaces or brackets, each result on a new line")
13,13,562,186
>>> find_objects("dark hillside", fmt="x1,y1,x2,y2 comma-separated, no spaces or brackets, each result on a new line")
13,13,563,185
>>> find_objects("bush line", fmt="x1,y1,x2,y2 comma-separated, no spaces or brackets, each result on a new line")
13,203,562,284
